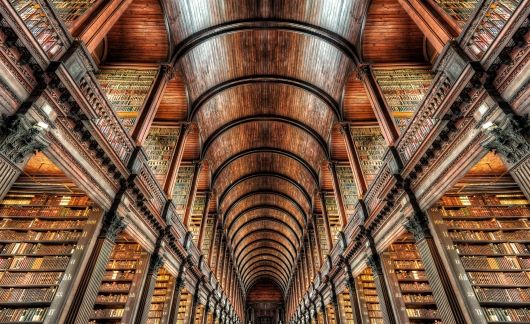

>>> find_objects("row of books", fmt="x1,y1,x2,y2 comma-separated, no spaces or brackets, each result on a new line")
107,260,137,270
434,206,530,217
394,260,424,270
0,307,46,322
95,293,128,303
1,256,70,270
395,270,427,281
100,282,131,292
0,206,91,217
440,194,527,206
467,271,530,286
103,270,135,281
0,230,82,241
0,287,56,303
50,0,97,24
450,230,530,241
474,287,530,303
0,242,75,255
484,307,530,322
403,294,436,303
2,195,90,206
0,271,62,286
390,251,420,259
446,219,528,229
91,307,124,319
461,256,526,270
399,282,432,292
405,308,439,319
456,243,529,255
0,219,86,229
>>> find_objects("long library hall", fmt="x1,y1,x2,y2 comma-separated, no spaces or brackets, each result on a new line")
0,0,528,323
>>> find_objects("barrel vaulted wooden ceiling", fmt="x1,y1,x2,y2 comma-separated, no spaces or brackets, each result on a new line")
99,0,429,296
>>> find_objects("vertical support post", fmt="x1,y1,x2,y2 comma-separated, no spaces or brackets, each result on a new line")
183,161,202,227
197,191,212,248
76,0,134,52
339,123,368,196
167,265,186,324
188,280,202,324
164,123,191,196
329,282,342,324
357,65,400,145
345,263,363,324
328,161,348,226
132,65,173,145
319,192,334,251
319,294,329,324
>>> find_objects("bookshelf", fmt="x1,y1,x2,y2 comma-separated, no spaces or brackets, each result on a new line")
189,194,206,245
429,191,530,323
90,234,149,323
383,237,442,323
356,268,383,324
350,127,386,186
315,215,330,257
0,188,100,323
335,165,359,219
373,67,434,133
432,0,479,27
176,289,191,324
339,290,354,323
147,267,175,324
144,126,180,187
50,0,98,26
96,67,157,133
171,166,195,218
324,194,342,246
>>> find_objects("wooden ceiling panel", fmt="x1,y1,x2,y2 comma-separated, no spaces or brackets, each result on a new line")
234,231,297,268
204,121,327,176
213,152,317,201
195,83,336,142
165,0,369,45
154,74,188,123
220,176,311,215
343,75,376,121
225,193,305,232
106,0,169,63
227,208,303,240
362,0,425,63
179,30,353,102
231,220,300,254
331,126,349,161
182,127,200,161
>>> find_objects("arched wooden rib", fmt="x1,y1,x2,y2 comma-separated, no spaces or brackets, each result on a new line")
246,276,286,297
238,246,293,273
233,229,297,261
189,75,340,121
226,205,303,238
229,217,301,249
220,173,310,214
245,271,287,294
212,148,319,190
200,116,330,160
243,266,289,291
223,191,307,226
234,238,296,266
241,257,290,284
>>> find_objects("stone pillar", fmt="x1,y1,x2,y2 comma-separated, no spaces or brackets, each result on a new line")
167,267,186,324
482,115,530,199
364,231,397,324
404,208,468,323
0,114,48,200
134,235,166,324
64,211,127,324
345,265,363,324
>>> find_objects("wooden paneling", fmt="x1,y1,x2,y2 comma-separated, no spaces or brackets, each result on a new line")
196,83,336,141
204,121,327,176
182,127,200,161
165,0,369,45
227,207,303,240
106,0,169,63
179,30,353,102
213,152,317,202
343,76,377,121
154,74,188,123
220,176,311,215
362,0,425,63
331,126,349,161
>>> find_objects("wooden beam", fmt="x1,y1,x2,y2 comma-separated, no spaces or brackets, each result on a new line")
76,0,134,53
328,161,348,226
358,65,400,146
132,65,173,146
339,123,368,196
164,123,192,196
183,161,202,227
197,191,212,249
319,192,334,252
396,0,454,53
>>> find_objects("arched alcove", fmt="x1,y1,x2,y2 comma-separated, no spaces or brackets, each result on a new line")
246,278,284,324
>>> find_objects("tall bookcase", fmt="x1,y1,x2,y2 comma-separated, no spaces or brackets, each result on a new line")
356,267,383,324
171,165,195,218
96,67,157,133
339,290,354,323
335,165,359,220
350,126,386,186
147,267,175,324
431,0,479,27
429,190,530,323
0,184,101,323
373,66,434,132
144,126,180,187
189,194,206,245
315,215,330,257
176,289,191,324
90,233,149,323
383,236,442,323
324,193,342,246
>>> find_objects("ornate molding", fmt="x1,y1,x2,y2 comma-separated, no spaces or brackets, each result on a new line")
0,114,48,164
482,115,530,166
100,212,127,241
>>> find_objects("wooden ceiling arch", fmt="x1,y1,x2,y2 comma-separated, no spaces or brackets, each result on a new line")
224,191,307,228
242,261,290,288
238,246,294,274
234,230,297,267
234,239,296,267
219,175,311,216
227,207,304,240
244,269,288,293
241,256,291,282
246,277,286,300
229,218,301,251
213,151,318,197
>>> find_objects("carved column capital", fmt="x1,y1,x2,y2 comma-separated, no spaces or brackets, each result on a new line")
100,213,127,241
366,254,382,274
148,252,165,273
403,213,431,241
0,114,49,165
482,115,530,166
